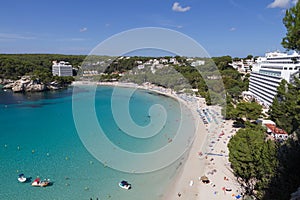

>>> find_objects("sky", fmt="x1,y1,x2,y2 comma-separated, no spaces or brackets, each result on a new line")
0,0,298,57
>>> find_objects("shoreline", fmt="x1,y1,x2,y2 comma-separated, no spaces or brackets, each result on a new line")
72,81,242,200
165,118,243,200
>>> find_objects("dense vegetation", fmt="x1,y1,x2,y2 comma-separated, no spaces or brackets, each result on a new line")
282,2,300,51
262,1,300,198
0,54,85,85
99,55,249,105
262,78,300,200
227,1,300,199
222,100,262,121
269,79,300,134
228,126,278,199
0,53,250,104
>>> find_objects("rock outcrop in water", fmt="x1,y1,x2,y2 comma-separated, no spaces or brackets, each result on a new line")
2,76,64,92
0,79,14,85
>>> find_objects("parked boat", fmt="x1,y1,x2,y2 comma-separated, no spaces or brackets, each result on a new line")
119,180,131,190
31,178,50,187
18,174,27,183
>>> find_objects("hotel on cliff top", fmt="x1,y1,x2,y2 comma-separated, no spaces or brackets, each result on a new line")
52,61,73,77
246,51,300,108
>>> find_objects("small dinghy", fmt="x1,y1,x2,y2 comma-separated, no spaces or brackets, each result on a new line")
18,174,27,183
119,180,131,190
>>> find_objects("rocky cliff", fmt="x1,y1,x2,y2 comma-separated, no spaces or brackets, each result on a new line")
2,76,63,92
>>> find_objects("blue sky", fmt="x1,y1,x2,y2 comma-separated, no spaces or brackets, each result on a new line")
0,0,298,57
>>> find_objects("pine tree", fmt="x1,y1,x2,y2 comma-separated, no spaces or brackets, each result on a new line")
282,1,300,51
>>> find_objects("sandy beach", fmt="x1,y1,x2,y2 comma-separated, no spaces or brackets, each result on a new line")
72,81,242,200
163,106,243,200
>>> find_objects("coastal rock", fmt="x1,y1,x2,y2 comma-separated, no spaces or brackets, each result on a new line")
47,85,60,90
1,79,15,87
47,81,61,90
0,79,14,85
10,77,31,92
12,84,24,92
3,76,46,92
3,76,68,92
25,82,46,92
3,82,15,89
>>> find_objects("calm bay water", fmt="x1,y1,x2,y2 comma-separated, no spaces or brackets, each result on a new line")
0,85,195,200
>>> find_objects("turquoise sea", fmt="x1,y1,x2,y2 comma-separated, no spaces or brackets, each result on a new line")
0,85,195,200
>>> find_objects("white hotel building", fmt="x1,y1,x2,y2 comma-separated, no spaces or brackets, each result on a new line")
52,61,73,77
248,51,300,107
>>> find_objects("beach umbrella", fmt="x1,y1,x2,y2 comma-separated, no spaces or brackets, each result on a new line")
200,176,208,181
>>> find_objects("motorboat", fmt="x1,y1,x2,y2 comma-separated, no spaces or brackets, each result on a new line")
31,178,50,187
18,174,27,183
119,180,131,190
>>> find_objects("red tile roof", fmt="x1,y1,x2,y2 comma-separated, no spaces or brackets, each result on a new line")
265,124,288,135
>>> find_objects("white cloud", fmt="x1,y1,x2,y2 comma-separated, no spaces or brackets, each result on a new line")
79,27,88,32
229,27,236,31
172,2,191,12
164,24,183,28
0,33,35,40
57,38,87,42
267,0,298,8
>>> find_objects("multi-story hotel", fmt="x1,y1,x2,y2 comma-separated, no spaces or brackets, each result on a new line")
248,51,300,107
52,61,73,77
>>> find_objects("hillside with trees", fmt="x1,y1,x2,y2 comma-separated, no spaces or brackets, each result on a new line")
0,54,84,80
95,55,249,105
0,53,250,101
0,54,85,90
227,1,300,199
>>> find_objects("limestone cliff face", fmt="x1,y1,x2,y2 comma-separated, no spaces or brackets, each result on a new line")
2,82,15,89
3,76,31,92
2,76,64,92
25,82,47,92
0,79,14,85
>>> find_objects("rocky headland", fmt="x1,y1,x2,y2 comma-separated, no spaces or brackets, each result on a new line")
1,76,64,92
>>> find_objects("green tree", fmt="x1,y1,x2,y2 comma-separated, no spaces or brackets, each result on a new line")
282,1,300,51
263,136,300,200
245,54,253,60
236,101,262,121
263,78,300,199
228,127,278,198
212,55,232,70
269,79,300,134
222,95,238,119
